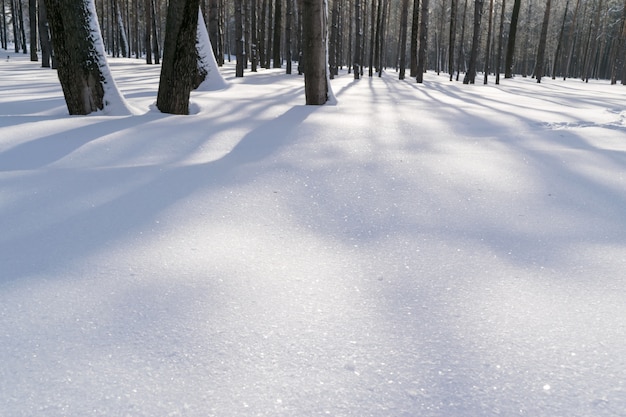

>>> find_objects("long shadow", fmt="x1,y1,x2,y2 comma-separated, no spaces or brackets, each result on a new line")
0,105,316,284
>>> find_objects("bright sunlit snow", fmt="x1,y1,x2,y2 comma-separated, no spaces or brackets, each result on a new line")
1,52,625,417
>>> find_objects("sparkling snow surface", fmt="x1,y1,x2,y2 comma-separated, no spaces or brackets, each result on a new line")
1,53,626,417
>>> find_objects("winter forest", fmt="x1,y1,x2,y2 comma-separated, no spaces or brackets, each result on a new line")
2,0,626,415
2,0,626,93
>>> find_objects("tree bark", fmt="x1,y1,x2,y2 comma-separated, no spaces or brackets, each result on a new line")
235,0,245,76
353,0,361,78
504,0,520,78
534,0,551,83
273,0,282,67
409,0,419,77
448,0,457,81
157,0,202,114
495,0,505,83
45,0,126,115
483,0,493,84
38,0,52,67
463,0,483,84
416,0,428,82
29,0,38,61
302,0,327,104
398,0,409,79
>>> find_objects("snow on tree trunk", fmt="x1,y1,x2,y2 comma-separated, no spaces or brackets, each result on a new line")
194,9,228,91
44,0,134,115
156,0,202,114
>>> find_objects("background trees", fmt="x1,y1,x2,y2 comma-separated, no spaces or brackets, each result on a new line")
2,0,624,85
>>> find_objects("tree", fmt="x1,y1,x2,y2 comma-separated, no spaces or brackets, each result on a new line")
353,0,362,78
448,0,457,81
234,0,244,76
38,0,53,67
398,0,410,79
273,0,282,67
302,0,328,104
483,0,494,84
495,0,506,83
463,0,483,83
534,0,551,83
409,0,419,77
29,0,38,61
416,0,429,82
156,0,202,114
504,0,521,78
44,0,131,115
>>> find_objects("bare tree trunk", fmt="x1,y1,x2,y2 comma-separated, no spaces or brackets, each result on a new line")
534,0,551,82
551,0,569,78
611,0,626,84
145,0,153,63
353,0,361,78
456,0,468,80
29,0,38,60
483,0,493,83
38,0,52,67
416,0,428,82
273,0,281,67
45,0,129,114
562,0,580,80
448,0,457,80
302,0,327,104
504,0,520,78
285,0,292,73
368,0,377,76
463,0,483,84
157,0,202,114
235,0,245,76
409,0,419,77
495,0,505,83
398,0,409,79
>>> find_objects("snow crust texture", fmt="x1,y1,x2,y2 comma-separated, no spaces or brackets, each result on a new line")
1,53,626,417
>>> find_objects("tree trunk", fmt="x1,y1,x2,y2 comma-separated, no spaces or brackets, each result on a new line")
416,0,428,82
534,0,551,82
483,0,493,84
29,0,38,60
562,0,580,80
157,0,202,114
504,0,520,78
551,0,568,78
456,0,468,80
235,0,245,76
353,0,361,78
611,0,626,84
409,0,419,77
45,0,127,114
273,0,282,67
368,0,377,76
285,0,292,73
145,0,153,63
448,0,457,81
38,0,52,67
302,0,327,104
398,0,409,79
495,0,505,83
463,0,483,83
151,0,160,64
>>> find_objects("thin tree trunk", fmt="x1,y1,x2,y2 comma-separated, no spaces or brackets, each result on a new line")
235,0,245,76
495,0,505,83
416,0,428,82
29,0,38,60
611,0,626,84
368,0,376,76
562,0,580,79
38,0,52,67
448,0,457,80
483,0,493,83
273,0,281,67
285,0,292,73
409,0,419,76
551,0,568,78
145,0,153,63
456,0,468,80
353,0,361,78
504,0,520,78
534,0,551,83
398,0,409,79
463,0,483,83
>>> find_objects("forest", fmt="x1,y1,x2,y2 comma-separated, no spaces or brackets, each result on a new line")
2,0,626,87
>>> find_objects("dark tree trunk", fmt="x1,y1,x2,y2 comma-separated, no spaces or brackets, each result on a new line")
456,0,468,80
368,0,376,76
353,0,361,78
504,0,520,78
302,0,327,104
44,0,121,114
1,0,6,50
534,0,551,83
495,0,505,83
145,0,153,63
273,0,281,67
562,0,580,80
611,0,626,84
38,0,52,67
416,0,428,82
259,0,267,66
398,0,409,79
329,0,339,77
448,0,457,81
266,0,273,67
285,0,292,73
235,0,245,76
463,0,483,84
157,0,202,114
251,0,258,71
409,0,419,77
151,0,160,64
29,0,38,60
483,0,493,84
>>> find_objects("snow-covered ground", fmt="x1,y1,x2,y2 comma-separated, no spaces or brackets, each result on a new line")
1,52,626,417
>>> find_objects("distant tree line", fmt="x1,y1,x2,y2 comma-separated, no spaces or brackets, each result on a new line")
2,0,625,83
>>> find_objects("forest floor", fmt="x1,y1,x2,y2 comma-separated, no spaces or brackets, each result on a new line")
1,51,626,416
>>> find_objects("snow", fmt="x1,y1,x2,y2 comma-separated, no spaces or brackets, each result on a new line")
1,51,626,416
